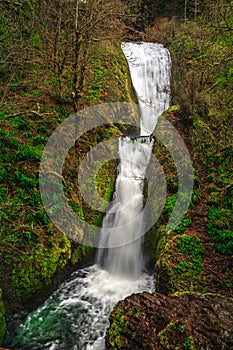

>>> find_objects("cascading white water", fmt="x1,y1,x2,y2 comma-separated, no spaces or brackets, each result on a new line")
97,42,171,279
122,42,171,135
97,136,154,278
7,265,154,350
5,42,171,350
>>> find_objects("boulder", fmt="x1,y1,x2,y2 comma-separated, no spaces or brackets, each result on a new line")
106,291,233,349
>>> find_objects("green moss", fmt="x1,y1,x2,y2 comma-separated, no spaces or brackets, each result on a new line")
86,43,131,105
176,235,203,256
71,244,93,265
145,224,167,263
156,234,205,294
158,320,195,350
207,206,233,255
106,307,126,348
0,288,6,345
11,234,71,300
174,218,192,234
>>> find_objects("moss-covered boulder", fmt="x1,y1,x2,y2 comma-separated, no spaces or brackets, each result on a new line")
106,292,233,349
11,233,71,301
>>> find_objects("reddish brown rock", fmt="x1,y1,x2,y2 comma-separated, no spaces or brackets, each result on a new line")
106,292,233,349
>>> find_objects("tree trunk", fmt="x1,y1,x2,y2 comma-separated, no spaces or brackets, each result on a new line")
184,0,188,21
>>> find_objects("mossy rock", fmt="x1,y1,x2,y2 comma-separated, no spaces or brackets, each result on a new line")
158,320,196,350
87,43,132,105
106,292,233,349
106,307,126,349
11,233,71,300
144,224,167,265
155,233,205,294
71,243,94,265
0,288,6,345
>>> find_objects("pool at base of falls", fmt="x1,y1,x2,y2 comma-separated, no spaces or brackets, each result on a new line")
6,265,154,350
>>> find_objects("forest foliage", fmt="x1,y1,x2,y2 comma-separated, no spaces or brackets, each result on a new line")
0,0,232,342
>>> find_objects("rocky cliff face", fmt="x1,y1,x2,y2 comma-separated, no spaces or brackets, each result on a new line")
106,292,233,349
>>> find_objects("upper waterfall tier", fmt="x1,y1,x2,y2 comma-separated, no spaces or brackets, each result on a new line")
121,42,171,135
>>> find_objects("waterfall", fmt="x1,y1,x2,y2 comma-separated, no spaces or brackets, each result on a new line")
6,42,171,350
97,42,171,278
122,42,171,136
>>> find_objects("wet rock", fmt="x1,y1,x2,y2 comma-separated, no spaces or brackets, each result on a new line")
105,292,233,349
